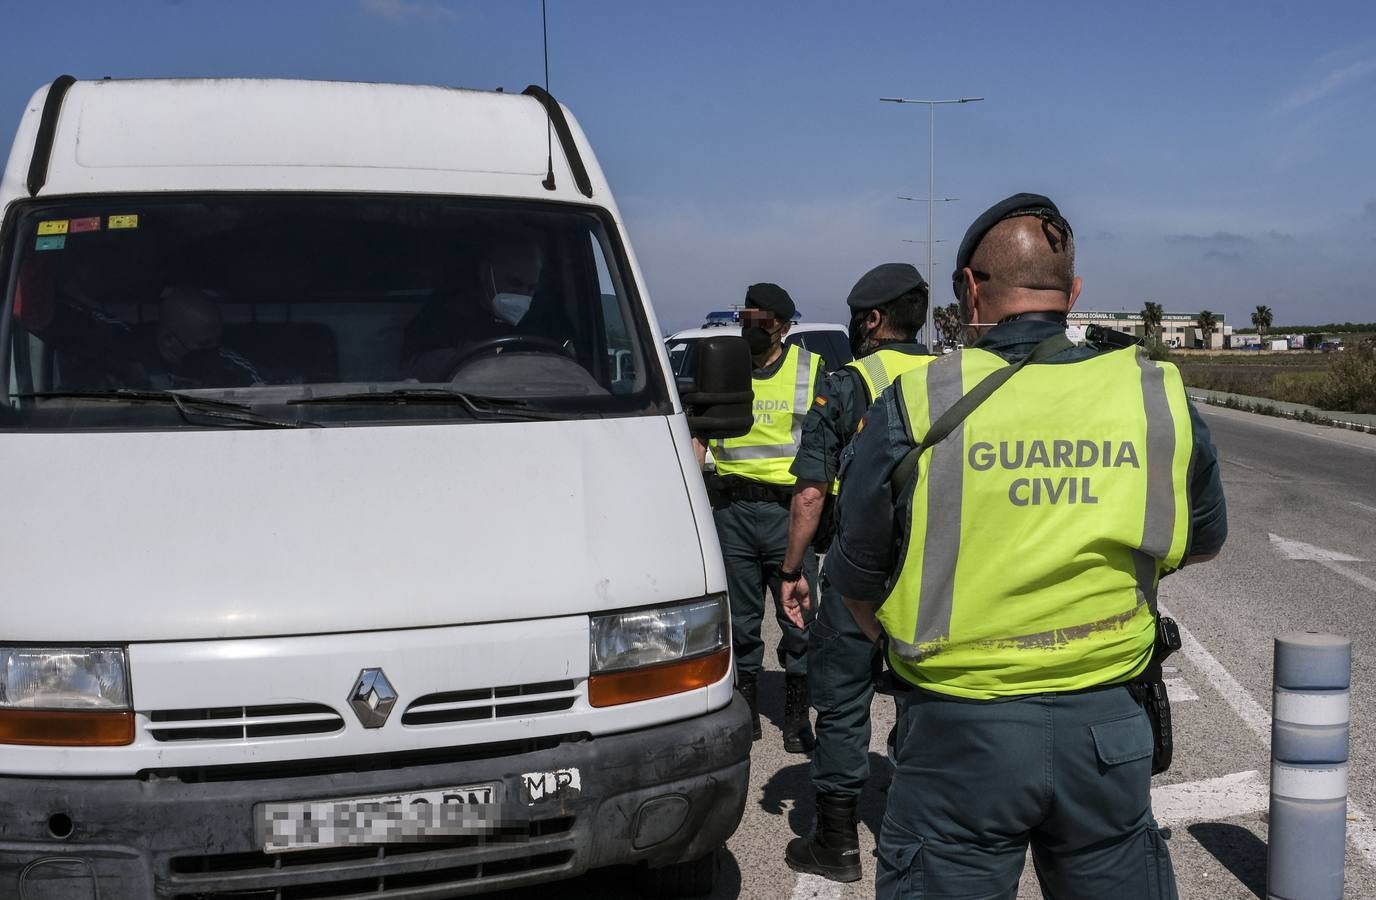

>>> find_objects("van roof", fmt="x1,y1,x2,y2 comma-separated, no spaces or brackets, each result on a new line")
1,77,613,209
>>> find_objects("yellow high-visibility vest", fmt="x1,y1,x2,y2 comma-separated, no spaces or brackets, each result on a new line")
712,344,821,486
876,346,1193,700
830,348,935,494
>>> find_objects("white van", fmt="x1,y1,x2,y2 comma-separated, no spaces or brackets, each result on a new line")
0,77,755,899
667,321,853,377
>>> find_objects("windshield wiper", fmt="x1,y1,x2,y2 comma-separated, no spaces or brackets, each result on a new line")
288,388,568,420
14,390,316,429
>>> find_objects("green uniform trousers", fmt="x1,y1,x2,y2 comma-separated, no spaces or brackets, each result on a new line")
877,684,1177,900
808,566,882,796
712,498,815,677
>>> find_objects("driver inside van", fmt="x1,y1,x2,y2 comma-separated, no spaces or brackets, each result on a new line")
15,275,261,391
401,233,546,382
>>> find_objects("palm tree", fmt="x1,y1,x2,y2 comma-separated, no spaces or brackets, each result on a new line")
1141,301,1164,342
1251,305,1273,342
1197,310,1218,349
933,302,962,345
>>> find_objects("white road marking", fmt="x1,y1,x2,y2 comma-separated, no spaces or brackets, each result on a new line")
1351,501,1376,516
1159,603,1273,741
789,872,844,900
1151,771,1268,826
1163,678,1198,702
1161,593,1376,870
1320,563,1376,593
1267,533,1363,562
1268,532,1376,594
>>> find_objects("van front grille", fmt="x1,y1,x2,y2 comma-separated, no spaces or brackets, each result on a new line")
146,703,343,743
401,679,578,727
142,735,581,784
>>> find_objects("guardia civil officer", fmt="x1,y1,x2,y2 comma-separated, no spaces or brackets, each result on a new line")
778,264,935,883
829,194,1227,899
706,283,824,752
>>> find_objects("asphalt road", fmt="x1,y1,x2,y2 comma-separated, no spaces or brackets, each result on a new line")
506,404,1376,900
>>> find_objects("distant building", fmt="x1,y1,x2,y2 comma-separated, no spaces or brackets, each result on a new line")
1066,310,1232,349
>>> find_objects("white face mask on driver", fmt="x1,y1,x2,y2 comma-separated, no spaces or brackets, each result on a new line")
492,292,533,326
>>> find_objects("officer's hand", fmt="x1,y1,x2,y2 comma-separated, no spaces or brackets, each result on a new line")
781,576,810,629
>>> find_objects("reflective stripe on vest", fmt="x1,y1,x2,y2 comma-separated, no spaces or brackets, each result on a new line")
876,346,1193,699
712,344,820,485
850,348,933,406
830,348,936,494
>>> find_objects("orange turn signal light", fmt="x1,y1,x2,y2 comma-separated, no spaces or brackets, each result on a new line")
0,709,135,746
589,648,732,708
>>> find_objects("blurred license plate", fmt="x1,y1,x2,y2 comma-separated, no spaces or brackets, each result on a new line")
259,783,502,853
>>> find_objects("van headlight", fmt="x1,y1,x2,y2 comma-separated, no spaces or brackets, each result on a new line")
588,595,731,707
0,647,134,746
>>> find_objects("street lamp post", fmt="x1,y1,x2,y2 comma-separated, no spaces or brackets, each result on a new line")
900,238,948,280
881,96,984,344
899,196,957,285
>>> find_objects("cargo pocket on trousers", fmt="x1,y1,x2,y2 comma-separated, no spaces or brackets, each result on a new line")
807,613,840,711
875,814,926,899
1090,713,1154,768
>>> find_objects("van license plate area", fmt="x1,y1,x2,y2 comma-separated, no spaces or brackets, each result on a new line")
258,783,503,853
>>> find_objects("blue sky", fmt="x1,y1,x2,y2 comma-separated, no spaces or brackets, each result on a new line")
2,0,1373,331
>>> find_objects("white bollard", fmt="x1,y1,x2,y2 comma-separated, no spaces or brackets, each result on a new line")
1267,632,1351,900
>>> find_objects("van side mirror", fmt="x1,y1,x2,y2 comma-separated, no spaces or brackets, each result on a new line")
679,335,753,440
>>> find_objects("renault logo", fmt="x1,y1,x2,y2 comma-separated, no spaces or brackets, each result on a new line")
349,668,398,728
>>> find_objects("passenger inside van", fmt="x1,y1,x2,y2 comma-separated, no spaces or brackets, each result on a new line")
15,275,261,391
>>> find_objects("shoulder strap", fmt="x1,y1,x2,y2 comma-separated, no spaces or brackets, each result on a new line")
890,333,1073,498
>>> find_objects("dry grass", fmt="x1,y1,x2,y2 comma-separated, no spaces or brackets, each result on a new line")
1173,343,1376,414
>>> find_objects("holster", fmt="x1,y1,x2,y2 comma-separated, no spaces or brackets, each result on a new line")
702,471,729,510
1128,616,1182,775
872,636,914,697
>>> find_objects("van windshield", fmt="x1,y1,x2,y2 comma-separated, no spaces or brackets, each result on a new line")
0,195,666,430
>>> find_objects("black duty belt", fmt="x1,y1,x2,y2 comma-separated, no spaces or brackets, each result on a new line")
708,474,792,504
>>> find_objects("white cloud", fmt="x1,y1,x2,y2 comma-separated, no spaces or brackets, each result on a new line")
361,0,458,23
1276,57,1376,113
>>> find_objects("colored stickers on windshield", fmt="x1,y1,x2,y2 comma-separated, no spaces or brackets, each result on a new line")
37,219,68,235
35,235,66,251
108,214,139,230
69,216,101,233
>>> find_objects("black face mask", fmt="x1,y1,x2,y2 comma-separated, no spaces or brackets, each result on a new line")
848,311,873,358
742,325,774,356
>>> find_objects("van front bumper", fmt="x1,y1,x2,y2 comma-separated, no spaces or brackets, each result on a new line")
0,695,751,899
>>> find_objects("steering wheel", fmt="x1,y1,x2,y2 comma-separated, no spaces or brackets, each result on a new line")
443,334,569,379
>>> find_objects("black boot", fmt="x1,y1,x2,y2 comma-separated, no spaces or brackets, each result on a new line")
782,674,814,754
785,792,862,882
736,672,761,741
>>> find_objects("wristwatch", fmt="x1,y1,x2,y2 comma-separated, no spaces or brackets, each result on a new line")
778,566,804,583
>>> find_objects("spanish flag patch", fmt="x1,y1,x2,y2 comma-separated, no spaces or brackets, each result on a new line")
813,395,827,407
